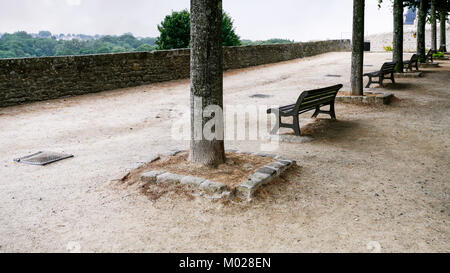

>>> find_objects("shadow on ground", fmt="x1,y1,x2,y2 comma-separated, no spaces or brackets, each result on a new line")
281,118,361,142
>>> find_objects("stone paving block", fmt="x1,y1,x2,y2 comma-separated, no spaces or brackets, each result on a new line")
248,171,273,185
156,172,183,184
256,166,277,176
180,176,205,187
235,180,260,199
266,162,286,174
199,180,227,193
141,170,164,183
278,159,295,166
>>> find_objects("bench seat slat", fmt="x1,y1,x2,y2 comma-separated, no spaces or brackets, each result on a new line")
302,90,339,102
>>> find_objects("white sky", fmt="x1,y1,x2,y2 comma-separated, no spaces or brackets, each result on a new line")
0,0,396,41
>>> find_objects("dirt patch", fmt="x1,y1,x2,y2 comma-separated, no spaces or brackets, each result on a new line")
126,151,275,188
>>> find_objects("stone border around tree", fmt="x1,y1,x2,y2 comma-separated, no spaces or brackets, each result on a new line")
336,91,394,105
394,72,423,78
420,63,439,68
113,149,296,201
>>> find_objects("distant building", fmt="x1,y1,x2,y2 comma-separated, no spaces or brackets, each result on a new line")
404,7,416,25
404,7,418,32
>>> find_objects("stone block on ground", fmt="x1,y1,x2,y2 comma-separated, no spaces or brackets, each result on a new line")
256,166,277,176
248,171,273,185
141,170,164,183
156,172,183,184
266,161,287,174
235,180,261,199
336,93,394,105
199,180,228,193
180,176,205,187
394,72,423,78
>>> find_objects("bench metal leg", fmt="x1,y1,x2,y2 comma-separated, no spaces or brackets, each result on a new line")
390,73,395,84
379,75,384,88
293,115,301,136
312,103,336,120
312,106,320,118
365,76,372,88
330,102,336,120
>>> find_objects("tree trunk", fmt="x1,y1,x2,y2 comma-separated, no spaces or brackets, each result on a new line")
189,0,226,166
351,0,365,96
440,11,447,52
431,0,437,51
417,0,427,62
393,0,404,72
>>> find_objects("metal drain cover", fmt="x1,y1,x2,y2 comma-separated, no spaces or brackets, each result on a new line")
250,94,272,98
14,151,74,166
325,74,342,77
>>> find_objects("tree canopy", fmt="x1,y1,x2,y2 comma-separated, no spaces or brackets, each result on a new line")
0,32,157,59
241,38,295,45
155,10,241,50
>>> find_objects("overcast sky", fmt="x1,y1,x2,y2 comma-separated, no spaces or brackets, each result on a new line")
0,0,397,41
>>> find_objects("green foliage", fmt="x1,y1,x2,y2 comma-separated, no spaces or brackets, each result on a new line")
241,38,295,45
433,51,445,57
38,30,52,38
156,10,191,50
155,9,241,50
383,45,393,51
135,44,157,52
0,31,157,59
222,12,241,46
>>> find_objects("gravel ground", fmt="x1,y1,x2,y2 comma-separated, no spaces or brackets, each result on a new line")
0,52,448,252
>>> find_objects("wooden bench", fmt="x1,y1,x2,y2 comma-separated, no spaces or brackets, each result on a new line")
267,84,343,136
363,61,397,88
403,54,419,72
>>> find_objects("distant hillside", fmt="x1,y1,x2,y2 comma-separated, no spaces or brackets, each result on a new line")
241,38,295,45
0,31,157,59
0,31,299,59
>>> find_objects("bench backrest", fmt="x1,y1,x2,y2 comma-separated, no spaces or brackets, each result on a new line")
410,54,419,62
380,61,397,73
296,84,343,111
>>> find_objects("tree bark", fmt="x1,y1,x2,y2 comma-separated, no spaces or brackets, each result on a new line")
440,11,447,52
393,0,404,72
189,0,226,166
351,0,365,96
417,0,427,62
431,0,437,51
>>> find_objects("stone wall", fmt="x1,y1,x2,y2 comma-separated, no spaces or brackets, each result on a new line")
367,25,450,52
0,39,350,108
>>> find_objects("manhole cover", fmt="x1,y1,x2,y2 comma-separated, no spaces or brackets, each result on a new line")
325,74,342,77
14,151,74,166
250,94,272,98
